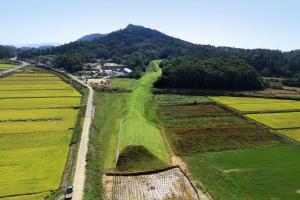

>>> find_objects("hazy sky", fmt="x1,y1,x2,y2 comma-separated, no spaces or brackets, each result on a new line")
1,0,300,51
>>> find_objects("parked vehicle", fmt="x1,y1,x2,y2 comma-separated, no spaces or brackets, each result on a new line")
65,185,73,200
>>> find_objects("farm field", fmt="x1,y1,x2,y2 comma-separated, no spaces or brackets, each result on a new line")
0,63,16,71
157,94,293,200
0,97,81,109
109,78,138,90
210,96,300,112
279,129,300,142
0,89,80,98
206,145,300,200
247,112,300,129
105,167,198,200
0,67,82,199
117,60,170,171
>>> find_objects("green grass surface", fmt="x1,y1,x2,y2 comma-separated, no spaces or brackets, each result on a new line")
247,112,300,129
0,68,81,199
0,97,81,109
119,60,170,166
211,96,300,112
109,78,138,90
279,129,300,142
207,146,300,200
85,92,129,200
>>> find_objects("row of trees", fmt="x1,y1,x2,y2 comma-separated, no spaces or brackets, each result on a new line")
155,57,263,90
0,45,16,59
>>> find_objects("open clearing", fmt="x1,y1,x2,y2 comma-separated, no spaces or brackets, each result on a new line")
210,96,300,112
105,167,198,200
0,68,82,199
247,112,300,129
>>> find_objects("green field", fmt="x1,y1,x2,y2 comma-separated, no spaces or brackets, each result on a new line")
247,112,300,129
0,68,82,199
206,146,300,200
118,60,170,170
109,78,139,90
210,96,300,112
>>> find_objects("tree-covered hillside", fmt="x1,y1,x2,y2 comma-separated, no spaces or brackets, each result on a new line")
155,57,263,90
0,45,16,59
18,24,300,79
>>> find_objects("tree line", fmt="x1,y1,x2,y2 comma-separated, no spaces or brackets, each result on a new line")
155,57,263,90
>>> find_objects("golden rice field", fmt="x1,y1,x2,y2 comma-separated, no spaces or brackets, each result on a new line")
247,112,300,129
0,63,16,71
279,129,300,142
0,68,82,199
0,89,80,98
210,96,300,112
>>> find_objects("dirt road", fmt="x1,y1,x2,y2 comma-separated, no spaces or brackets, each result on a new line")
72,80,94,200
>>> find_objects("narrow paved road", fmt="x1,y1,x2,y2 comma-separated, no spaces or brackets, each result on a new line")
71,79,94,200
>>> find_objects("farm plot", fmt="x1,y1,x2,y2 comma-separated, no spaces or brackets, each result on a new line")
155,94,212,106
0,63,16,71
105,168,198,200
157,103,285,154
0,68,82,199
117,61,170,171
246,112,300,129
279,129,300,142
0,97,81,109
210,96,300,112
0,89,80,98
156,94,291,200
206,145,300,200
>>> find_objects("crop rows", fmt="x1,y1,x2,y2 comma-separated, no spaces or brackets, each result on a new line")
0,68,81,199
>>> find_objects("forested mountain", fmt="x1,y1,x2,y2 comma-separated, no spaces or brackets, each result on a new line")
0,45,16,59
18,24,300,78
77,33,106,42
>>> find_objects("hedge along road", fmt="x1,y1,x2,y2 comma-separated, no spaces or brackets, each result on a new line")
69,75,94,200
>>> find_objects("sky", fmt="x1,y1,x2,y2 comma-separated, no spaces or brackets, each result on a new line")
1,0,300,51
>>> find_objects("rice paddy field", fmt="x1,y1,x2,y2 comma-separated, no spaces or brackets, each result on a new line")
0,68,82,199
246,112,300,129
210,96,300,112
0,63,16,71
156,94,300,200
